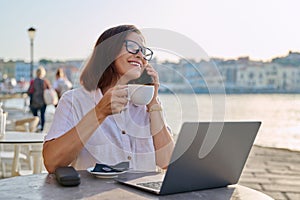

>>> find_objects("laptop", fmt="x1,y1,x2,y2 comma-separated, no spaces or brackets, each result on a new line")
115,121,261,195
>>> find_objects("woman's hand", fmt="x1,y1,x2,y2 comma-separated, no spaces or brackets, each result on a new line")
145,64,160,107
95,85,128,118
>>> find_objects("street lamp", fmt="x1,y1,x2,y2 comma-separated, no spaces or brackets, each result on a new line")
27,27,36,79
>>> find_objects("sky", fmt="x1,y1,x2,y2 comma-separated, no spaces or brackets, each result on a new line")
0,0,300,62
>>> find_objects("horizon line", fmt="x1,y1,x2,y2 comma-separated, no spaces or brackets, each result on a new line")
1,50,299,63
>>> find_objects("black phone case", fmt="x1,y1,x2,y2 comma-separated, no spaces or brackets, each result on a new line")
128,70,153,85
55,166,81,186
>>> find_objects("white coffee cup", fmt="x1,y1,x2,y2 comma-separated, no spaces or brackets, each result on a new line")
128,84,155,106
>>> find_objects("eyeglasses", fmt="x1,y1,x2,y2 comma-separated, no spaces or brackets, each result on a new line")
124,40,153,61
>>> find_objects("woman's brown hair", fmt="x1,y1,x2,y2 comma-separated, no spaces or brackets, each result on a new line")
80,25,142,91
56,68,65,78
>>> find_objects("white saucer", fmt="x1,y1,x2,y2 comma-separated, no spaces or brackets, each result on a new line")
87,167,127,178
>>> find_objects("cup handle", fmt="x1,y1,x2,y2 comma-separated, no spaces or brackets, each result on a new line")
126,88,130,101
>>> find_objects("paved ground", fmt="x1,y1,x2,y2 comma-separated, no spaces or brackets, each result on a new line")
239,146,300,200
1,106,300,199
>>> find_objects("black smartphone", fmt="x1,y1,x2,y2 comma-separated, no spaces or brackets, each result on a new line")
128,70,153,85
55,166,81,186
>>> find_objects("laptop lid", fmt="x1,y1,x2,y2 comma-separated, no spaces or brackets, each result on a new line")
117,121,261,195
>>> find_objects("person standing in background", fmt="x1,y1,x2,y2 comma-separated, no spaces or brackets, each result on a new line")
27,66,51,132
53,68,73,106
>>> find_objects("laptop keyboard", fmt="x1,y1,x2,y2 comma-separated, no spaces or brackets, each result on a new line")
137,181,163,190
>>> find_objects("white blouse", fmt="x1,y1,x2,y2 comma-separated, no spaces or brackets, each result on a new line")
45,87,156,171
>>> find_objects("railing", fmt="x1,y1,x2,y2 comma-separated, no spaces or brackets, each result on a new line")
0,93,28,101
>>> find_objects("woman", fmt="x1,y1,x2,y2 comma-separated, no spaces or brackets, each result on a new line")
28,66,51,132
43,25,174,173
53,68,73,107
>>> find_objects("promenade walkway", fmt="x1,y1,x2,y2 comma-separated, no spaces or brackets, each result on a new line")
239,145,300,200
1,105,300,200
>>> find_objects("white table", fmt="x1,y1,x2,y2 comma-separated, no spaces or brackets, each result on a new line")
0,171,274,199
0,131,46,176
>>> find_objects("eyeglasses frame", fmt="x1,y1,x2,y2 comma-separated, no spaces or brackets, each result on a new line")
124,40,153,61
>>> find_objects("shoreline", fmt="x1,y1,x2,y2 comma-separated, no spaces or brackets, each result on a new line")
253,144,300,154
2,103,300,151
3,95,300,153
3,105,300,154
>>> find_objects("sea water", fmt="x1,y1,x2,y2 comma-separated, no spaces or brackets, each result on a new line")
3,94,300,151
159,93,300,151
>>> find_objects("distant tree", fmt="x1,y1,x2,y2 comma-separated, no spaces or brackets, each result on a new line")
39,59,53,65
